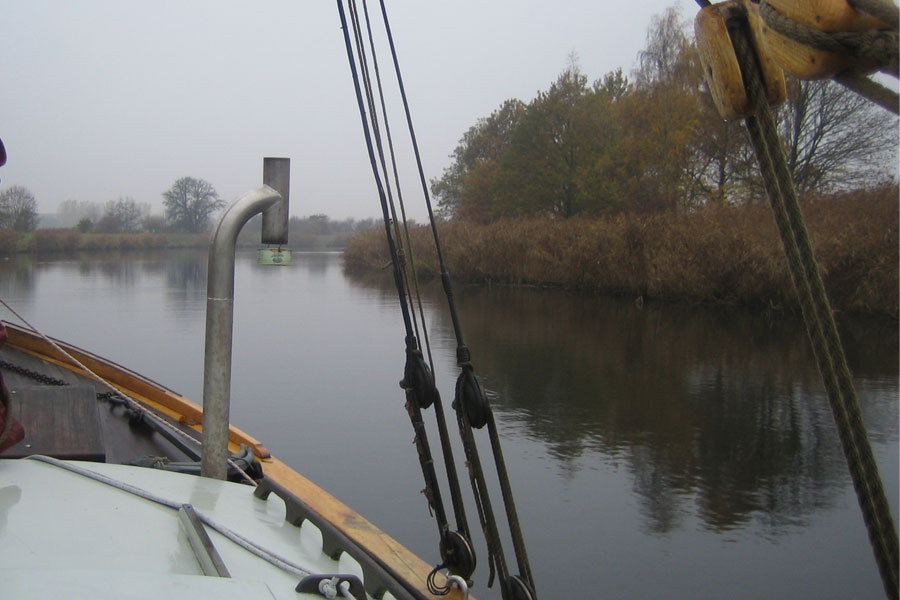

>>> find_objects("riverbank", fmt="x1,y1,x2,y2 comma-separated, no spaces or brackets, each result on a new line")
0,230,202,253
0,229,352,254
343,186,898,319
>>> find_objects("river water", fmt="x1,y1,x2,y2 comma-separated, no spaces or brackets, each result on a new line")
1,249,897,599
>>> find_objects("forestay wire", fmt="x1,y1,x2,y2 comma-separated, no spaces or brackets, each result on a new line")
335,1,536,598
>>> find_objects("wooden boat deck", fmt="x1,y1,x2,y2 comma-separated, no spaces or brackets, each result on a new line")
0,344,198,466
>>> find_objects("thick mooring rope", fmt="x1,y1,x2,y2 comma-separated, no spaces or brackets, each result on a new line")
727,19,899,600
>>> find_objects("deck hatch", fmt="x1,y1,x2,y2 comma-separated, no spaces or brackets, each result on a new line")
4,384,105,461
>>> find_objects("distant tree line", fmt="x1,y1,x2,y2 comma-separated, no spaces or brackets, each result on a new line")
1,176,226,235
288,214,380,235
431,7,898,222
1,174,382,240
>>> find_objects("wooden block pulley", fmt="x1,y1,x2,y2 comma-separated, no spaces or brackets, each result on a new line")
695,0,787,119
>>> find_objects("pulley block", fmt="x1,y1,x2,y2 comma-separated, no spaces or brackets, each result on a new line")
455,366,489,429
506,575,537,600
440,530,477,581
402,349,439,410
695,0,787,119
759,0,891,79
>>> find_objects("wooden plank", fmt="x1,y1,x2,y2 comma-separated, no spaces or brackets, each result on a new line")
4,385,106,461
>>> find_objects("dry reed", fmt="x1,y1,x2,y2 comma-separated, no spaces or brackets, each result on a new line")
343,186,898,318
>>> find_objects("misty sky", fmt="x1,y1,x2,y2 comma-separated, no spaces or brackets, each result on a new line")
2,0,683,221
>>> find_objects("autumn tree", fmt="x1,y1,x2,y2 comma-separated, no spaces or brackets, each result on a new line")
621,5,703,213
633,6,898,205
578,68,634,215
431,5,897,221
0,185,38,232
493,64,598,218
163,177,223,233
434,64,633,222
430,98,525,220
688,74,898,205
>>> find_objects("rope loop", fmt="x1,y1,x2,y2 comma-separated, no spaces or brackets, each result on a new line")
759,0,899,76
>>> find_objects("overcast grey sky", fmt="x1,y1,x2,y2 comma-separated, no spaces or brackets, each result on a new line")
1,0,683,221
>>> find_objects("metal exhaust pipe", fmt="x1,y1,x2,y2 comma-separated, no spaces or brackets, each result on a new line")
201,157,290,479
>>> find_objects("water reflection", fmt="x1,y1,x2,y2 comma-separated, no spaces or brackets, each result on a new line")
1,250,894,598
164,250,208,311
0,256,37,302
346,274,898,538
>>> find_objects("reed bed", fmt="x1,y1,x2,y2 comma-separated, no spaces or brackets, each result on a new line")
0,230,205,254
343,186,898,318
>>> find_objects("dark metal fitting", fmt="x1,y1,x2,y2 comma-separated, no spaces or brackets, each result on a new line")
455,367,489,429
456,345,471,365
441,530,477,581
296,574,366,600
507,575,537,600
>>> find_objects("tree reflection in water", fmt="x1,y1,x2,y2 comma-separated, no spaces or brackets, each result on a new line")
415,283,898,536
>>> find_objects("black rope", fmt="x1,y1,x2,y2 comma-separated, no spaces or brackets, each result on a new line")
374,2,537,597
337,1,537,595
354,0,474,548
356,0,430,358
336,1,481,583
335,0,414,341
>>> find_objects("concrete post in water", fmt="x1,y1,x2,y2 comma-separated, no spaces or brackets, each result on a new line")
201,157,290,479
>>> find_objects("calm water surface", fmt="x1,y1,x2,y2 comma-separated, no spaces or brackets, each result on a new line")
1,249,897,599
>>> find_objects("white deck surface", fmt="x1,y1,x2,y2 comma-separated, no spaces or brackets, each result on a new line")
0,458,387,599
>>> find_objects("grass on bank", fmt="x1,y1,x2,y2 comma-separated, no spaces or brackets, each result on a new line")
343,186,899,318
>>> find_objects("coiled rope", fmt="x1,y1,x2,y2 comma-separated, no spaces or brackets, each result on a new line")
718,11,899,598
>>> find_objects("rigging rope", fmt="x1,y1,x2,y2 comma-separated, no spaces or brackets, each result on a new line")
335,0,480,585
336,1,536,597
373,1,536,596
709,10,899,598
355,0,474,552
758,0,899,75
